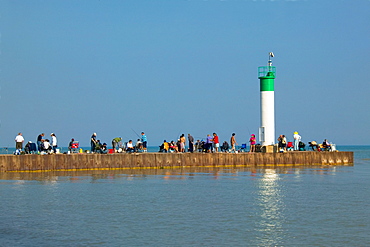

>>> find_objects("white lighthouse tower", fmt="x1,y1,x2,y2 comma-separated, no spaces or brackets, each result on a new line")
258,52,276,147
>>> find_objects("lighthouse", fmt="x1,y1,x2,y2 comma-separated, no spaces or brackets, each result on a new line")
258,52,276,146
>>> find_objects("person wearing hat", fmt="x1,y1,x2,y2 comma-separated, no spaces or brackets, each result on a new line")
249,134,257,153
293,131,301,151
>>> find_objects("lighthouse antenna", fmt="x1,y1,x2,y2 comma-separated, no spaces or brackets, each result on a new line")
268,52,274,70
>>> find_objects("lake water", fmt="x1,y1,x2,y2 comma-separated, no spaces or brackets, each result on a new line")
0,146,369,246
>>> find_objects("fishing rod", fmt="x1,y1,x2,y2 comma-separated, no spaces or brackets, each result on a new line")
131,128,141,139
246,126,251,136
175,131,182,141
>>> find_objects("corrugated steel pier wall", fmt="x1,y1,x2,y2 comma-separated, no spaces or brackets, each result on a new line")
0,152,353,172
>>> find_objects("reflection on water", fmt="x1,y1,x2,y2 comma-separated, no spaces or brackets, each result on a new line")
255,169,285,246
0,165,346,183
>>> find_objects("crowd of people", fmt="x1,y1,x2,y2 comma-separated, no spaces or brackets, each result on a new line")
276,132,333,152
87,132,148,154
11,130,333,155
159,133,258,153
14,132,59,154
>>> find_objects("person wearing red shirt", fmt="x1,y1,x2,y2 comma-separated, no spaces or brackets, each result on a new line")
249,134,257,153
213,133,219,153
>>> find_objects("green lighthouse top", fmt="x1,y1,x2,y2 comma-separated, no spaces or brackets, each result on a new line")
258,66,276,79
258,52,276,79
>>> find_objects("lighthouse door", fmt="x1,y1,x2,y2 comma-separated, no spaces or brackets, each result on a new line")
259,127,265,144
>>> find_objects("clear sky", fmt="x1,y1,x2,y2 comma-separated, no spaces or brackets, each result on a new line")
1,0,369,148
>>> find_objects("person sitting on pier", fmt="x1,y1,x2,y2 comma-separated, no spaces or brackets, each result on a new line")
159,140,169,152
168,141,176,153
98,143,108,154
321,139,331,151
194,140,201,152
308,141,318,151
126,140,135,153
25,141,37,154
287,141,294,151
135,139,143,152
298,141,306,151
221,141,230,152
95,142,107,154
68,138,73,152
94,140,103,153
42,139,52,153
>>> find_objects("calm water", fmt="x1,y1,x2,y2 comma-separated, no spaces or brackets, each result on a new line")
0,146,369,246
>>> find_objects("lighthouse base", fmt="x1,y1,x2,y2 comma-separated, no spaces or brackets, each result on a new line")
261,145,278,153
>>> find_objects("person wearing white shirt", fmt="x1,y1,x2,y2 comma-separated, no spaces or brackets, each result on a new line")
15,133,24,150
293,131,301,151
51,133,58,153
43,139,51,153
126,140,135,153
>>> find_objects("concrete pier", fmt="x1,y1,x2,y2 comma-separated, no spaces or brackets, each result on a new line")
0,151,353,172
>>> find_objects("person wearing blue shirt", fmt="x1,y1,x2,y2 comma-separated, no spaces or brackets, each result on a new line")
141,132,147,152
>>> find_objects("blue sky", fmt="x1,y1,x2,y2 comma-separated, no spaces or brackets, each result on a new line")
1,0,369,148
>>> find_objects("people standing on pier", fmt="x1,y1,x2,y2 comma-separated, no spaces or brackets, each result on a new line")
51,133,58,153
293,131,301,151
91,133,97,153
249,134,256,153
141,132,147,152
230,133,237,153
188,134,194,152
213,133,219,153
37,133,45,152
15,133,24,150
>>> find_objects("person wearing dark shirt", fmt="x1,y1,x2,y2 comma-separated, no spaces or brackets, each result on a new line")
37,133,44,152
188,134,194,152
